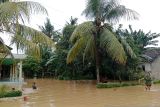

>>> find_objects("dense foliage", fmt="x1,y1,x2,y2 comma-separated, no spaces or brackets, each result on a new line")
22,0,160,82
0,85,22,98
23,17,159,81
0,0,54,59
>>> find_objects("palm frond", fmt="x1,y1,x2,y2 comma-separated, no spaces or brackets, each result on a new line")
12,24,54,47
82,0,138,24
67,21,96,63
0,1,47,25
128,25,133,34
70,21,95,43
11,33,41,59
100,28,126,64
106,5,139,23
17,1,47,15
10,24,55,59
82,0,100,19
119,37,136,58
67,36,86,64
103,0,119,17
148,32,160,39
148,40,159,46
83,35,95,61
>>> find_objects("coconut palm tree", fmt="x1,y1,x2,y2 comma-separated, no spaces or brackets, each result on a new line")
66,16,78,26
39,18,54,38
0,0,54,59
67,0,139,83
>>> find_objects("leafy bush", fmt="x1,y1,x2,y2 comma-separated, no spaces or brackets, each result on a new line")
0,85,8,98
3,90,22,98
96,82,140,88
0,85,22,98
153,80,160,84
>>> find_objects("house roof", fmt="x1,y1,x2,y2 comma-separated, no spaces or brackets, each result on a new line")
0,38,26,65
143,48,160,62
2,54,27,65
6,54,27,60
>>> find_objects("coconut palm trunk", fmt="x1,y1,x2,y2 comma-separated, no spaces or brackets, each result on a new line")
93,32,100,83
93,20,102,83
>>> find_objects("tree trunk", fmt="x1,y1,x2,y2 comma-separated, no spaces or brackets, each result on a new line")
93,31,101,83
96,65,100,83
0,65,1,79
93,20,102,83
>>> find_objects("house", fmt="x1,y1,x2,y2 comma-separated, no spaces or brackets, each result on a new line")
0,38,26,82
142,48,160,80
0,54,26,82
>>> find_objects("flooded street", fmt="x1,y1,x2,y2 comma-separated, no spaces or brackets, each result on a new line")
1,79,160,107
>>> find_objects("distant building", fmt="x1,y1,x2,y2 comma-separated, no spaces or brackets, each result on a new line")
142,48,160,80
0,54,27,82
0,39,26,82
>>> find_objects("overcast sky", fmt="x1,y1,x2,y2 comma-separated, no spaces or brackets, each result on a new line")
28,0,160,32
1,0,160,53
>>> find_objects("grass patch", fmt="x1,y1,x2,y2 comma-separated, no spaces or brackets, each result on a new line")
153,80,160,84
96,82,140,88
0,85,22,98
2,90,22,98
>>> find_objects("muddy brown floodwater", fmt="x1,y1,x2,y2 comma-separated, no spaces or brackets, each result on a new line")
1,79,160,107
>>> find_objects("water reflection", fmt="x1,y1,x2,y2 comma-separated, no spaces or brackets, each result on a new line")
1,79,160,107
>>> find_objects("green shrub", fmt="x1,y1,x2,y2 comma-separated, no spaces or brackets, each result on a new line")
96,83,121,88
0,90,22,98
153,80,160,84
96,82,140,88
3,90,22,98
0,85,8,93
0,85,22,98
0,85,9,98
122,83,130,86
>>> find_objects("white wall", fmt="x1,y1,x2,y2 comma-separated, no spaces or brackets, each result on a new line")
149,57,160,80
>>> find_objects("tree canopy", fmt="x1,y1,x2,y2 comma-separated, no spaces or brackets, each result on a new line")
0,0,54,59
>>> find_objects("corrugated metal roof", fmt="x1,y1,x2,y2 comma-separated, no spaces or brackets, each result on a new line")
143,48,160,62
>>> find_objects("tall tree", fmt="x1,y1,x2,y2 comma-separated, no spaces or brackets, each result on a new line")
38,18,59,77
39,18,54,38
67,0,138,83
0,0,54,58
45,17,79,79
66,16,78,26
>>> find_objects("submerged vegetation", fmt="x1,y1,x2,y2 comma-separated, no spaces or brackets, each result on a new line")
0,85,22,98
153,80,160,84
96,82,140,88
